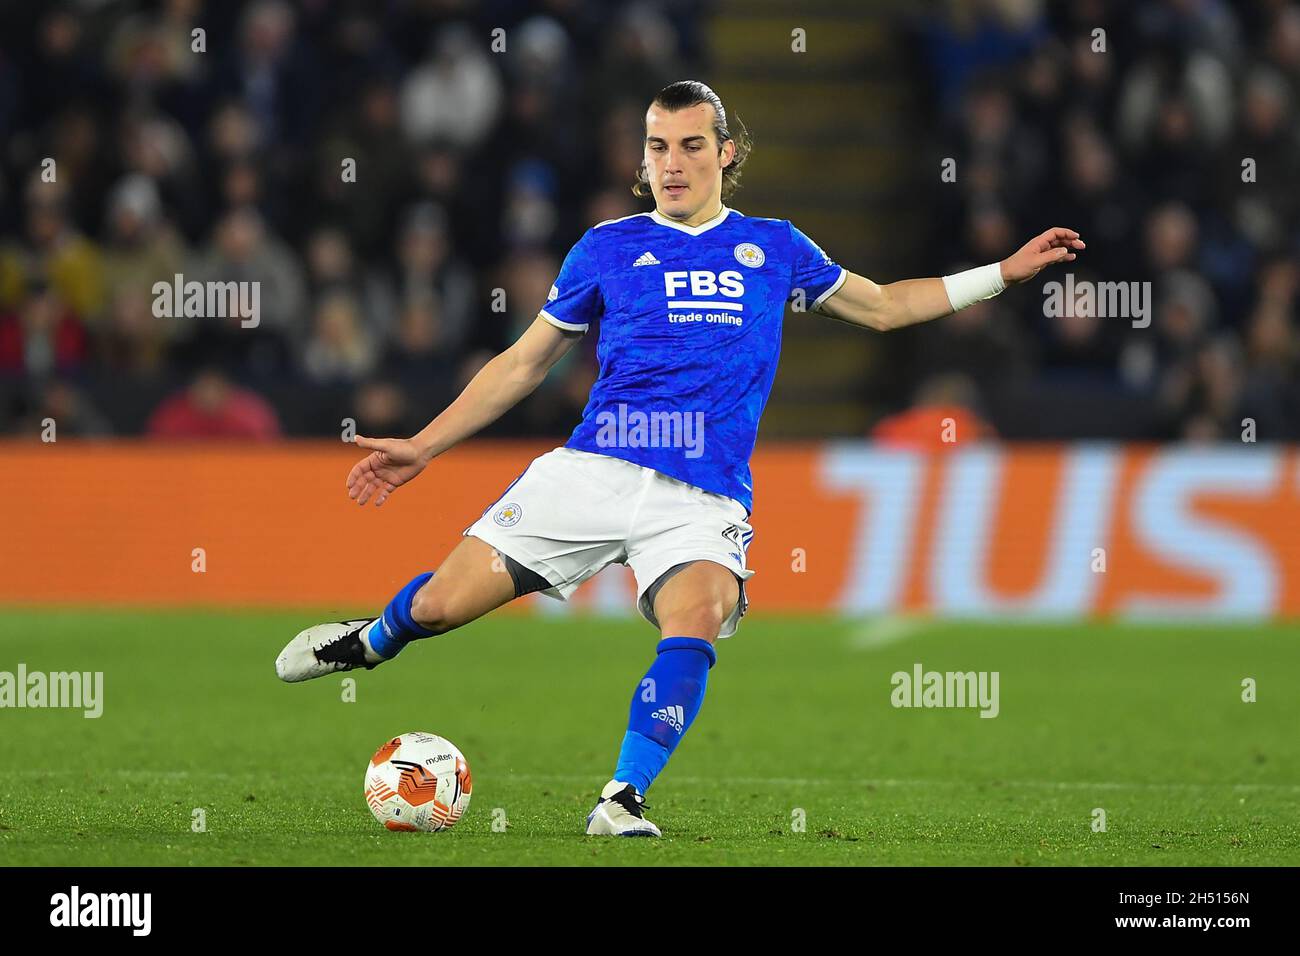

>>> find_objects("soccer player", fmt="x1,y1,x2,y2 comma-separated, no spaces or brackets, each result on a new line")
276,80,1083,836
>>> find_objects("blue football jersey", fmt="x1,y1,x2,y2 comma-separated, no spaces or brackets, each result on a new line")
539,205,846,513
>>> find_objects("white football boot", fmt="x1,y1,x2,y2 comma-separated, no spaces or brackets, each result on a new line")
275,619,385,683
585,780,661,837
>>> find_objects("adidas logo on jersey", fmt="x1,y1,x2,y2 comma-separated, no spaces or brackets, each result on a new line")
650,704,685,734
632,251,661,267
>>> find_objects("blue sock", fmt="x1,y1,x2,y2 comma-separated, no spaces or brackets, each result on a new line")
613,637,716,795
366,571,436,659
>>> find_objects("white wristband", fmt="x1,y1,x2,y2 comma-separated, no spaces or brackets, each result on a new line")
941,262,1005,312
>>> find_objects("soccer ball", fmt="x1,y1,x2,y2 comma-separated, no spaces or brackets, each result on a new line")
364,731,472,832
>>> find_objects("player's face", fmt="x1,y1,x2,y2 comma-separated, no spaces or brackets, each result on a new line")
644,103,736,223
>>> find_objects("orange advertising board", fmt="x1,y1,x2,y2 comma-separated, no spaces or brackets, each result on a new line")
4,441,1299,618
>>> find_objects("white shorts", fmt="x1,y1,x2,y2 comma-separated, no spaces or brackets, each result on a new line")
464,447,755,638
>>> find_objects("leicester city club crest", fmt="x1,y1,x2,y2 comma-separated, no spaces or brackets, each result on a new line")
493,502,523,527
733,242,765,268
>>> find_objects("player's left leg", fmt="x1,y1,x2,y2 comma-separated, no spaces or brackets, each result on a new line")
649,561,740,641
586,560,742,837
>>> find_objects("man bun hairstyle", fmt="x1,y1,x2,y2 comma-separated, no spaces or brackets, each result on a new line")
633,80,751,200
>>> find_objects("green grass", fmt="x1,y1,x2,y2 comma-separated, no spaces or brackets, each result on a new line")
1,609,1297,866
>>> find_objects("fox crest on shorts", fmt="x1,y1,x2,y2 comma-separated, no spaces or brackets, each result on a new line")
493,502,523,527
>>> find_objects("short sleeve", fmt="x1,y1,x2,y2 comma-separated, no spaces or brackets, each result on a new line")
539,229,602,332
788,222,846,313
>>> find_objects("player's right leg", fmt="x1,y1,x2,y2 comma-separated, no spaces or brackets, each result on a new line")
274,535,518,683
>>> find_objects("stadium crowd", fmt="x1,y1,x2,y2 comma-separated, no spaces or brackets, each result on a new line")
0,0,703,438
909,0,1300,440
1,0,1297,441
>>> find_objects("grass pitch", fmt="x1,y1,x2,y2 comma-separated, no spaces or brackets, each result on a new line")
1,608,1297,866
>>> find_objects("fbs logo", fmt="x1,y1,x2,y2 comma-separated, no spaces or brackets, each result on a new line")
651,704,685,734
663,270,744,298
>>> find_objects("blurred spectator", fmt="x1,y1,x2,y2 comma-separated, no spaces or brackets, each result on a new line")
188,206,306,338
1215,67,1300,254
521,359,598,436
585,186,640,229
400,25,502,148
117,111,205,238
301,292,377,385
17,378,113,438
105,0,207,106
0,174,105,321
216,0,319,148
352,379,421,437
304,226,393,335
911,297,1031,391
147,366,281,440
386,203,474,352
594,3,687,111
0,285,88,377
377,293,456,392
1038,269,1123,383
99,287,174,379
871,374,997,448
313,78,411,258
919,0,1049,116
102,174,186,309
1121,269,1217,393
1044,117,1141,279
1117,41,1234,157
496,247,562,346
502,160,561,248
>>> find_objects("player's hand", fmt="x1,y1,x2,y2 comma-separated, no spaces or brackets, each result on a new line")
999,227,1085,285
345,435,428,507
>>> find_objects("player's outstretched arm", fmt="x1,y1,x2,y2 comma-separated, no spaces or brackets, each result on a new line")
817,227,1084,332
345,315,582,507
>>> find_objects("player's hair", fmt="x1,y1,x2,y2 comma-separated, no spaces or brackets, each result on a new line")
633,80,751,200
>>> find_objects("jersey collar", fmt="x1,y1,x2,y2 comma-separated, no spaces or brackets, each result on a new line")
650,204,734,236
